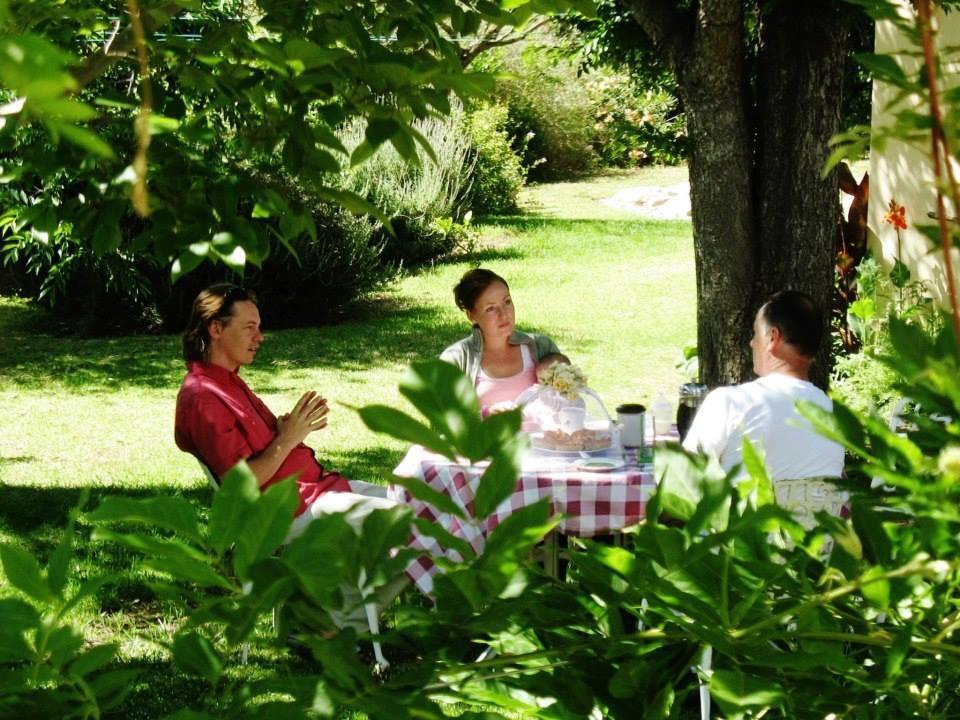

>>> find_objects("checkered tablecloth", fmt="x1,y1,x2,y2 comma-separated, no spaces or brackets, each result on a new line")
391,446,657,595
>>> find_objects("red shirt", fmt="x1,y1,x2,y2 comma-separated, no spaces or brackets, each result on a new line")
174,362,349,515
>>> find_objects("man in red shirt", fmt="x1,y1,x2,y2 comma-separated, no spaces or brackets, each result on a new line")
174,283,394,539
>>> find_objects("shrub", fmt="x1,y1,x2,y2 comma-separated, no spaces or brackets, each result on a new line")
337,105,475,266
464,103,526,215
479,45,598,181
583,71,687,166
1,111,475,334
0,197,160,334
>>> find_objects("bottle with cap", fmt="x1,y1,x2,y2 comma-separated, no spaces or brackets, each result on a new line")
651,393,673,436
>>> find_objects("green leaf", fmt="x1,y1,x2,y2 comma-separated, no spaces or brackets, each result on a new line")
364,117,400,147
855,52,913,90
283,40,350,69
851,501,893,566
92,202,124,254
411,517,475,560
739,437,774,507
234,478,298,576
358,404,458,459
46,120,115,159
281,516,351,603
69,644,118,678
92,529,232,590
314,186,392,231
0,543,52,603
408,124,438,164
647,684,675,720
860,565,891,610
88,669,139,710
389,126,420,165
148,114,180,134
208,462,261,554
349,139,377,167
46,624,84,668
0,599,38,661
171,242,210,283
479,408,522,457
173,632,223,683
86,495,202,543
656,447,731,534
709,669,785,714
890,258,911,288
399,360,485,461
474,445,523,519
481,499,556,562
389,475,466,520
885,624,913,680
48,491,86,595
354,505,416,577
251,188,290,219
37,98,97,122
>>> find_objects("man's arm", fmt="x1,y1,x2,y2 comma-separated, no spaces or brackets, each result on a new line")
246,391,329,487
681,389,729,458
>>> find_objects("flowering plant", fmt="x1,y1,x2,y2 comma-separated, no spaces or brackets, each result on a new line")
883,198,911,297
537,363,587,400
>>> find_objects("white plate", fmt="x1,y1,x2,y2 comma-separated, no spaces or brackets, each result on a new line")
574,458,626,472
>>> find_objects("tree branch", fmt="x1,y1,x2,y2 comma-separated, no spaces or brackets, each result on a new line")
458,17,552,67
71,1,186,89
617,0,692,76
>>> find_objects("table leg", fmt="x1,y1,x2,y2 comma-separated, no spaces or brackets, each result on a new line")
538,530,560,578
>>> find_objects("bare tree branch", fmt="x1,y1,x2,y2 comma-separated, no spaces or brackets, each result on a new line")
458,17,552,67
71,1,186,90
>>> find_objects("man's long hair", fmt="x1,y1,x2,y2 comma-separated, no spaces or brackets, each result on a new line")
182,284,257,363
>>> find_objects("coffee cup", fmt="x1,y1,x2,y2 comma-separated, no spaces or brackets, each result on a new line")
616,403,646,448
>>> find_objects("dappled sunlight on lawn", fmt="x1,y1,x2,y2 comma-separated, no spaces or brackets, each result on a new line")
0,169,695,502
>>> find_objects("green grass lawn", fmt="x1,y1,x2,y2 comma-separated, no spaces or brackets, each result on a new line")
0,167,695,492
0,167,695,717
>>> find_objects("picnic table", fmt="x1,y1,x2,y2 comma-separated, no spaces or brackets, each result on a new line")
390,438,660,595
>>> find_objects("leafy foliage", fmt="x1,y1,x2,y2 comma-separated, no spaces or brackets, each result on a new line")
0,491,137,718
464,102,526,215
6,348,960,717
337,106,475,266
584,70,686,166
0,0,588,283
476,43,598,180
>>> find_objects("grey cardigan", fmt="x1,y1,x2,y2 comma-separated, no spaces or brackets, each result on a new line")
440,327,562,384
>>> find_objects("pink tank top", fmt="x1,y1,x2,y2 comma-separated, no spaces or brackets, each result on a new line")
476,345,537,410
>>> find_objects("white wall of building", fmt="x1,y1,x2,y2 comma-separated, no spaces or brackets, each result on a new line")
869,4,960,304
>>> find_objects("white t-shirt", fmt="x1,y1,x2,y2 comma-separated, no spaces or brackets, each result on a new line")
681,373,843,480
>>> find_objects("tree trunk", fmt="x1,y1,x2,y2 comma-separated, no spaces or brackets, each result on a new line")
623,0,850,389
754,3,849,388
678,0,756,385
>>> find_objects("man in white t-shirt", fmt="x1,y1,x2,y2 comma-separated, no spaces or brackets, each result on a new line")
682,290,843,480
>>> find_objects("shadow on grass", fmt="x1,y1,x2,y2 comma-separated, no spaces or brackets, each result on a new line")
327,445,407,485
485,215,689,233
0,455,36,466
0,297,468,392
437,245,525,265
0,484,213,536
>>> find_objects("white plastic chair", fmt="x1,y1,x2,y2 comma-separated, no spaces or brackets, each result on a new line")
694,477,847,719
199,462,389,670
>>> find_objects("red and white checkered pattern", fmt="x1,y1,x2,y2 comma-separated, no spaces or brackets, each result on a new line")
392,447,657,595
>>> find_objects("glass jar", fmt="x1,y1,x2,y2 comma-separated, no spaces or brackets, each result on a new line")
676,382,708,440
